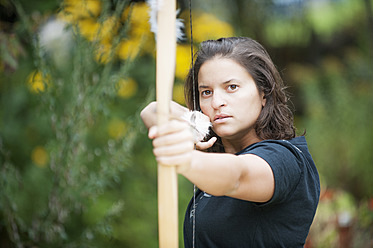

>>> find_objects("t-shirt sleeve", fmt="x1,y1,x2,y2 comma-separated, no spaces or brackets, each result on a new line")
247,142,302,205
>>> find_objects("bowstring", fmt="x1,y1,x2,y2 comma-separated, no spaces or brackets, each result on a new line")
189,1,196,112
189,0,197,247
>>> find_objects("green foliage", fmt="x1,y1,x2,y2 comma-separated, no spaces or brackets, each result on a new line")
264,18,310,47
301,51,373,200
306,0,362,40
0,1,149,247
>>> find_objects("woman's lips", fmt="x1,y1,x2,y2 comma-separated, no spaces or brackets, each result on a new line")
213,114,231,123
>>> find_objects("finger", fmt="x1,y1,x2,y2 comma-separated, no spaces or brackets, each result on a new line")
153,140,194,157
153,128,193,147
157,120,189,136
156,152,192,169
195,137,217,150
149,120,188,139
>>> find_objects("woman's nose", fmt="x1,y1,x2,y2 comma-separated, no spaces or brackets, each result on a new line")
211,92,226,109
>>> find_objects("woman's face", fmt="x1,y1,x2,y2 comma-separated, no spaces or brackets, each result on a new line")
198,57,266,144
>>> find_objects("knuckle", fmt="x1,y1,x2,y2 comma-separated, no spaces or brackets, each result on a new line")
152,148,160,157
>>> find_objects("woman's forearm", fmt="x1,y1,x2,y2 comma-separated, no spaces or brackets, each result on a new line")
181,150,243,196
180,150,274,202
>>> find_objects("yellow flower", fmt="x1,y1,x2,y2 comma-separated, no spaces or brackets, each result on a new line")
191,13,234,43
176,44,193,80
117,78,137,98
121,3,154,56
94,42,113,64
124,3,151,37
173,83,185,105
108,119,128,139
98,16,120,43
117,38,142,61
77,18,100,41
76,16,119,43
31,146,49,168
27,70,50,93
59,0,102,23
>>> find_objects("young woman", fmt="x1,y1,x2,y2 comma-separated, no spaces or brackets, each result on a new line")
141,37,320,247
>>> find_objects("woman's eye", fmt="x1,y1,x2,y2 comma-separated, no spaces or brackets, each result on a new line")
201,90,212,96
228,85,238,91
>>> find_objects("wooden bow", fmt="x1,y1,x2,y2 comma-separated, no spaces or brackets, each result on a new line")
155,0,178,247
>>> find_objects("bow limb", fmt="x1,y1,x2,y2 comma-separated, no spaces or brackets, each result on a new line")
156,0,178,247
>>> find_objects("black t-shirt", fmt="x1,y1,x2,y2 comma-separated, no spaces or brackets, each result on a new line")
183,136,320,248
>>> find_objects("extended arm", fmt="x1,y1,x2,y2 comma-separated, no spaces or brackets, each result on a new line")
183,151,274,202
150,120,275,203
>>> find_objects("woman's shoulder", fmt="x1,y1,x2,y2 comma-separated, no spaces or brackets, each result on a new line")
237,136,307,156
237,136,315,176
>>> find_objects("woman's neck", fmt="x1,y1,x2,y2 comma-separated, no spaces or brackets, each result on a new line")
222,135,262,154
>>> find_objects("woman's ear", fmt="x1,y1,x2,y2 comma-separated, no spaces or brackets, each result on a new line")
261,93,266,107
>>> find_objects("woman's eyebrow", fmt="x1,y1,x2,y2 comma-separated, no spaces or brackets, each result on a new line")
199,79,235,89
198,85,210,89
222,79,235,85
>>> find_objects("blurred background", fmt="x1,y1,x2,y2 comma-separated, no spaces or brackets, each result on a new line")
0,0,372,247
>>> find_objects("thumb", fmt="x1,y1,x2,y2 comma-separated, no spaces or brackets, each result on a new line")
148,126,158,139
195,137,217,151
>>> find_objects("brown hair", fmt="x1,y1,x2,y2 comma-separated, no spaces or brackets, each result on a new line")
184,37,296,151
